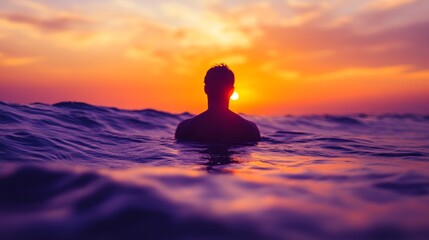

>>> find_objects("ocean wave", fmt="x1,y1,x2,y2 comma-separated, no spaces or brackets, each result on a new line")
1,101,429,239
1,100,428,163
1,164,429,240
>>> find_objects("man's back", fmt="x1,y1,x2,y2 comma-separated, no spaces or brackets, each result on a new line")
175,110,260,142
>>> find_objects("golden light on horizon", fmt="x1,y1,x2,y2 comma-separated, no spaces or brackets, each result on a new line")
230,91,239,101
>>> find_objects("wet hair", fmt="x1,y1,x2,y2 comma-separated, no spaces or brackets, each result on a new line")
204,63,234,88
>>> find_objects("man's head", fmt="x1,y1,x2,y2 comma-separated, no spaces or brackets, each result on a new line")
204,64,234,99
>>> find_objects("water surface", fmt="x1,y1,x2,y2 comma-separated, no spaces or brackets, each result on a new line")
1,101,429,239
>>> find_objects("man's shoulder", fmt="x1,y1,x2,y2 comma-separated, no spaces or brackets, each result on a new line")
175,111,261,142
180,113,206,125
176,117,196,131
233,113,257,127
230,112,261,140
175,114,205,139
175,118,193,139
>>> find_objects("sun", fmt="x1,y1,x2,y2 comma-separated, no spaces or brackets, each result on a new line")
230,91,239,101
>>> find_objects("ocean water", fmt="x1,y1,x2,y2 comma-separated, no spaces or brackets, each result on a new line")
1,101,429,240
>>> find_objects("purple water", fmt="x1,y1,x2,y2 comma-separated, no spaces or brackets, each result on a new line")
1,101,429,240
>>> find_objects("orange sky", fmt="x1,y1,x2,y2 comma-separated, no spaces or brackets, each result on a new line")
0,0,428,115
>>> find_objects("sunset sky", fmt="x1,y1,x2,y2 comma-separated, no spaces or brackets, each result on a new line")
0,0,428,115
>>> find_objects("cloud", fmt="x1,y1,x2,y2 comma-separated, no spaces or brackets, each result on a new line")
251,17,429,76
0,51,41,66
125,47,166,64
0,0,428,114
1,13,89,32
307,65,411,81
157,2,260,50
212,55,247,65
123,0,429,82
347,0,429,33
10,0,52,13
365,0,416,11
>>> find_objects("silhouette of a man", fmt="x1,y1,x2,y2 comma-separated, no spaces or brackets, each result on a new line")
175,64,261,142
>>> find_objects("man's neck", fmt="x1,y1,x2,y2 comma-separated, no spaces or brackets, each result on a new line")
207,98,229,113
